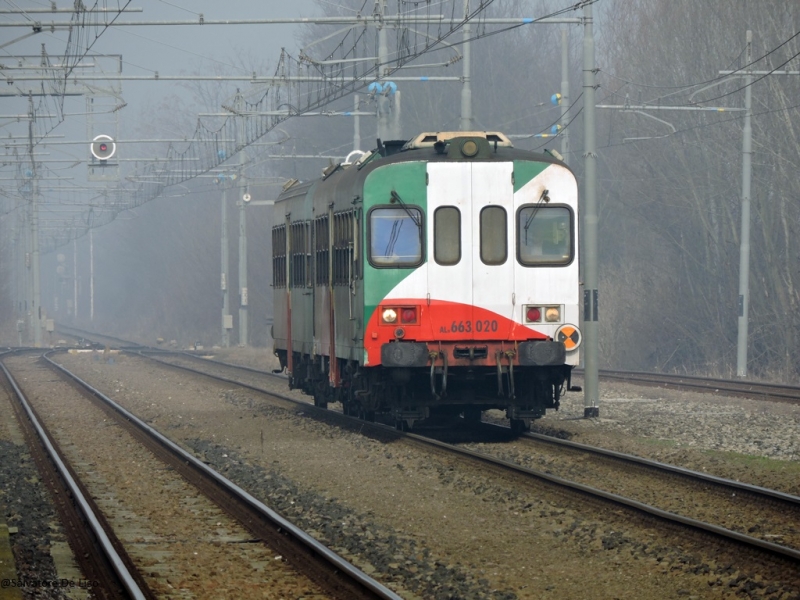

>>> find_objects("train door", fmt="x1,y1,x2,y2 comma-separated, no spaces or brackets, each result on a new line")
426,161,514,338
471,162,515,339
426,163,473,337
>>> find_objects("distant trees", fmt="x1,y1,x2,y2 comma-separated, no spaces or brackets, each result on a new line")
598,0,800,379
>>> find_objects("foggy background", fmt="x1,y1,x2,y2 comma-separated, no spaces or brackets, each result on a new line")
2,1,800,381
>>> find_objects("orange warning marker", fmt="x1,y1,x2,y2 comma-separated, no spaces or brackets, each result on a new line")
556,324,582,351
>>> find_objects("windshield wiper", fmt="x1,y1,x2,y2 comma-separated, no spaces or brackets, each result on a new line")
390,190,421,229
523,189,550,244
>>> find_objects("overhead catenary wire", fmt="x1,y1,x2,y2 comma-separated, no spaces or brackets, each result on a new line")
597,98,800,152
604,28,800,109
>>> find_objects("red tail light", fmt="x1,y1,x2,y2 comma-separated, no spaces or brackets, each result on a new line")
526,307,541,322
401,308,417,323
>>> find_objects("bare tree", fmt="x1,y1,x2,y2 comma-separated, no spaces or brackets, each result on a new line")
598,0,800,379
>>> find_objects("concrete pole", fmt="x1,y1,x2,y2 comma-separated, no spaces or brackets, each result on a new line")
90,228,94,321
73,238,78,319
736,30,753,377
377,0,389,141
237,94,249,347
28,96,42,348
31,178,41,347
238,194,248,346
12,219,20,316
391,90,402,139
221,185,231,347
460,0,473,131
24,192,32,331
353,93,361,151
560,26,570,159
582,2,599,417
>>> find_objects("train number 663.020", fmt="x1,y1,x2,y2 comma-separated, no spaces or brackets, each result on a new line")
439,320,499,334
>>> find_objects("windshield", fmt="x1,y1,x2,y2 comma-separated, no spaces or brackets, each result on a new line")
369,207,423,267
518,206,572,265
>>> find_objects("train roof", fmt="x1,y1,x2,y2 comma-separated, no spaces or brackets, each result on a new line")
403,131,514,149
276,131,571,205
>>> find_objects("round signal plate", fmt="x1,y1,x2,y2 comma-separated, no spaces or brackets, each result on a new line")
555,324,582,351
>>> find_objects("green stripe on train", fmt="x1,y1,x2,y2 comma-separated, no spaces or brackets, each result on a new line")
513,160,550,193
362,161,428,325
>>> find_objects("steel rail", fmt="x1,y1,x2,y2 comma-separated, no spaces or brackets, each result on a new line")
475,425,800,505
403,430,800,562
56,325,147,350
0,354,148,600
134,350,289,393
594,369,800,403
174,349,282,377
43,352,403,600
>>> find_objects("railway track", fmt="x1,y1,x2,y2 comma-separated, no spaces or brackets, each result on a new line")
112,349,800,569
459,425,800,549
592,368,800,405
0,351,401,600
0,350,152,600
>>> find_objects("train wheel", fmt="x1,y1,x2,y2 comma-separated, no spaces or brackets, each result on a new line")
312,382,328,409
395,418,417,431
510,418,531,434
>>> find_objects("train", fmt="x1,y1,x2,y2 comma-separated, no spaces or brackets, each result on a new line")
272,131,582,432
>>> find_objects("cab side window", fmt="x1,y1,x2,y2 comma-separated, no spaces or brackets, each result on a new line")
369,207,424,267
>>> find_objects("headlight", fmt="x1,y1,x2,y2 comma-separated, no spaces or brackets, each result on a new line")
545,307,561,322
382,308,398,323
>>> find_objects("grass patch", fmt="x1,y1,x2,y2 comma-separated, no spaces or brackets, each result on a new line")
700,448,800,472
634,436,679,449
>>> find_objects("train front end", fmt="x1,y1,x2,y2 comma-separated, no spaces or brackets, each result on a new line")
360,132,581,431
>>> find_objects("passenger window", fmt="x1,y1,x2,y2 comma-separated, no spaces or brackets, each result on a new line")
518,206,572,265
434,206,460,265
480,206,507,265
369,207,423,267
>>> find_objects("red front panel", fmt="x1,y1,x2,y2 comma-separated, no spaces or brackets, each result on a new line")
364,297,548,366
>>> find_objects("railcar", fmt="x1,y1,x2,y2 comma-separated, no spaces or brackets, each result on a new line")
272,131,581,432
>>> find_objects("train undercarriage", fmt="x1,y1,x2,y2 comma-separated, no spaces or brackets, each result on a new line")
277,350,575,433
